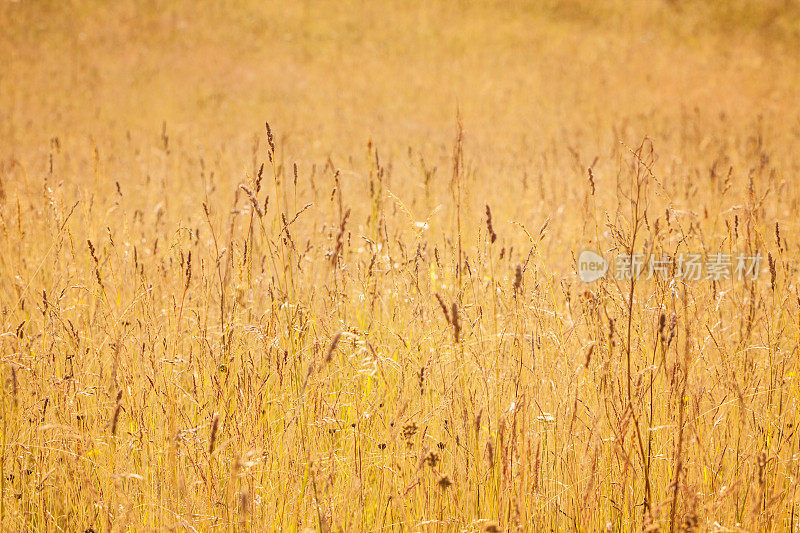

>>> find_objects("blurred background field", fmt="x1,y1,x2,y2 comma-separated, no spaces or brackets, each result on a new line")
4,0,799,155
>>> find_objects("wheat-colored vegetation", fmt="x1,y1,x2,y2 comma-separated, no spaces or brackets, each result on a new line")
2,0,800,530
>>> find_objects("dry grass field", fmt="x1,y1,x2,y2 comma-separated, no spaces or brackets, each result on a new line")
2,0,800,531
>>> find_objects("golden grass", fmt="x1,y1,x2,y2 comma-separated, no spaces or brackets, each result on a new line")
2,0,800,530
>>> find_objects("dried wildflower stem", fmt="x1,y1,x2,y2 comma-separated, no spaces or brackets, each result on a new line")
669,289,691,533
620,139,655,512
266,122,293,300
173,251,192,357
452,111,464,287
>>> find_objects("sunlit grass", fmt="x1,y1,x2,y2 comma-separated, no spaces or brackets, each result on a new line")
1,1,799,530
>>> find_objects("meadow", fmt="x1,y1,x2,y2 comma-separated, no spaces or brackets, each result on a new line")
2,0,800,530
